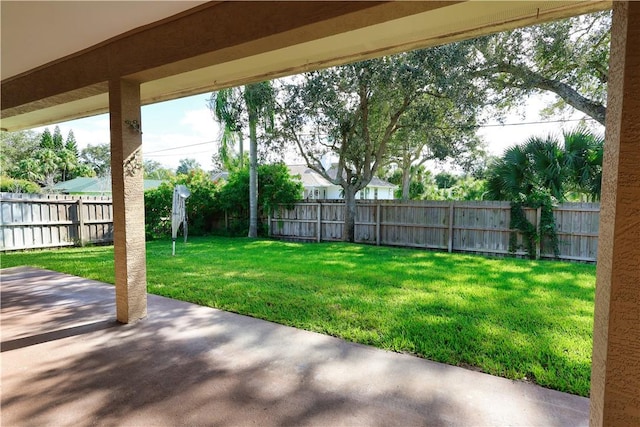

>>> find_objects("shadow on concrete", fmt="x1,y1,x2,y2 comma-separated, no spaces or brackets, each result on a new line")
1,319,119,352
1,266,589,426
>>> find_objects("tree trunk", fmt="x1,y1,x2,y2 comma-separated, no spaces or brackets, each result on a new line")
343,186,357,242
401,166,411,201
248,116,258,238
239,132,244,169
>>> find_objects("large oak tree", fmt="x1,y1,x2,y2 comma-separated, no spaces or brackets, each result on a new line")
470,11,610,125
278,44,484,241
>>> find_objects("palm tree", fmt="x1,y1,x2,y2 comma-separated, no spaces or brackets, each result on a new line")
209,89,244,170
37,148,60,190
209,81,275,237
58,148,78,182
562,128,603,201
486,128,603,202
485,143,534,201
14,158,43,183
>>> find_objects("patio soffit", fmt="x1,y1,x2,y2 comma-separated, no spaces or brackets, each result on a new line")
1,1,610,131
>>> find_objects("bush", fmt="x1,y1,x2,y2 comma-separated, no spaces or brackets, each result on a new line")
0,175,42,194
217,163,303,236
144,170,221,239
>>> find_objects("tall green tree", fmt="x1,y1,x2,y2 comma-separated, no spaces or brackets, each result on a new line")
64,130,79,156
143,160,175,180
386,94,483,200
278,44,483,241
37,148,60,189
209,89,245,170
209,81,275,238
80,143,111,176
52,126,64,150
470,11,610,125
39,128,54,149
176,158,202,175
0,130,40,175
57,148,78,182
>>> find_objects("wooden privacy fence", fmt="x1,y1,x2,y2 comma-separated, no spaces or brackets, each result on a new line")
269,200,600,262
1,193,113,251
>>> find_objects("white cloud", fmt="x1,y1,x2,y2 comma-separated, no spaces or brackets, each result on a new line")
180,108,218,138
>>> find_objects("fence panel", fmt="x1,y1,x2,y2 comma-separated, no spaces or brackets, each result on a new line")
452,201,514,256
270,200,600,262
379,201,449,249
0,193,113,251
542,202,600,261
3,193,600,262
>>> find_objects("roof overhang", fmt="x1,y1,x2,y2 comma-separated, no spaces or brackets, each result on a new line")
1,1,611,131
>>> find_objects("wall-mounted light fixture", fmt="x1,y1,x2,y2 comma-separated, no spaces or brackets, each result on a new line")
124,119,142,134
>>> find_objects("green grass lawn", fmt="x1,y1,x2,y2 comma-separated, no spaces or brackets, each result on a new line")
1,236,595,396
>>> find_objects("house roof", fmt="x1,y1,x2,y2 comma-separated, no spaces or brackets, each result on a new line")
288,165,333,188
53,177,164,194
326,165,396,188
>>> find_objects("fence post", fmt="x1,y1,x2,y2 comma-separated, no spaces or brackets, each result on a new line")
535,206,542,260
77,198,85,247
447,201,454,253
317,202,322,243
268,213,272,237
376,203,381,246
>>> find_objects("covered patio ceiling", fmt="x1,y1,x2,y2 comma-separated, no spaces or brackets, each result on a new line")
1,1,609,131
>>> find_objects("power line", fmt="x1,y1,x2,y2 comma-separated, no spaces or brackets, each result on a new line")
478,117,596,128
146,149,214,158
144,139,217,154
140,117,595,156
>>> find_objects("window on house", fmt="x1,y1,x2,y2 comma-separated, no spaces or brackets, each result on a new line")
374,188,378,200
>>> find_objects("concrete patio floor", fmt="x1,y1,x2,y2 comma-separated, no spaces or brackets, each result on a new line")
1,266,589,426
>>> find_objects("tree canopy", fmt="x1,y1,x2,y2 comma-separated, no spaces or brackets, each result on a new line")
277,43,485,240
469,11,610,125
2,128,94,191
176,158,202,175
80,143,111,177
143,160,175,180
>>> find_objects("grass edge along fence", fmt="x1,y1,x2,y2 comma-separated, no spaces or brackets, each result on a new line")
269,200,600,262
1,193,113,251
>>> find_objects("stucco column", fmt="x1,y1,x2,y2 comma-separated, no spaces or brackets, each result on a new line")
109,78,147,323
589,2,640,426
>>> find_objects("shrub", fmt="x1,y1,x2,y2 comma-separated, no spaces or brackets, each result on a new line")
144,170,220,239
217,163,303,236
0,175,42,194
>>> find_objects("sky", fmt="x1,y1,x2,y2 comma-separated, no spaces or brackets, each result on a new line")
34,91,601,174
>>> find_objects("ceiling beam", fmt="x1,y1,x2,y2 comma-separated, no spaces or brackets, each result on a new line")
1,1,610,131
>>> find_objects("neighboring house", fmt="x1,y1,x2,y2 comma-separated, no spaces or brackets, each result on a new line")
288,164,396,200
53,177,164,195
